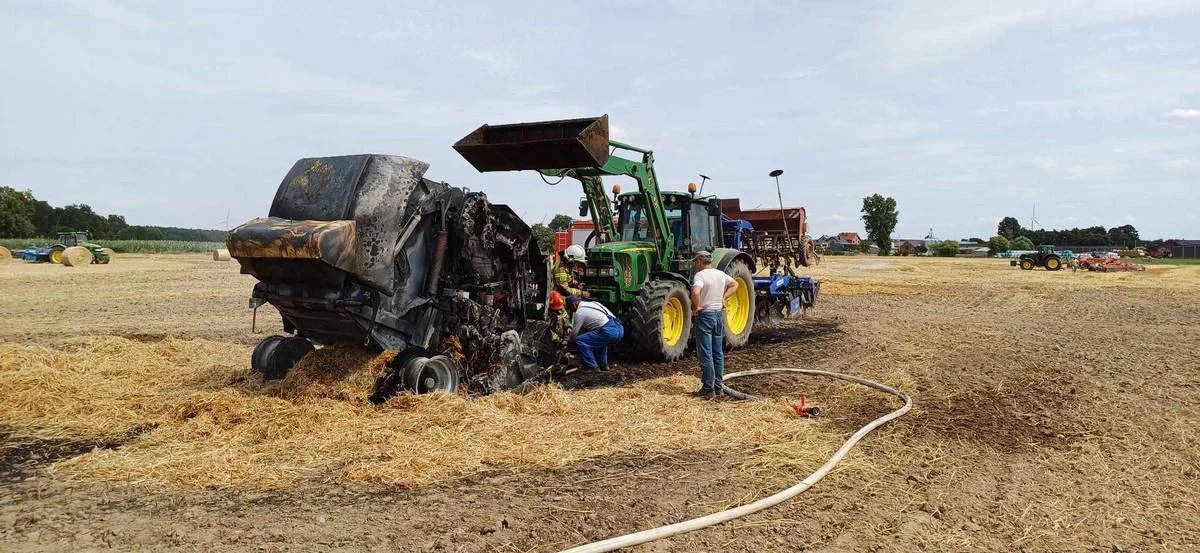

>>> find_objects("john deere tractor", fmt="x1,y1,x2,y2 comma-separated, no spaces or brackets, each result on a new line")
1018,245,1063,271
15,231,111,264
455,116,757,361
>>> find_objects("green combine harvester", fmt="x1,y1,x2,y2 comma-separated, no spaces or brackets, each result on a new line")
455,115,798,360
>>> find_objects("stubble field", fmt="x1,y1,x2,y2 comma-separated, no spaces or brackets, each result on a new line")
1,253,1197,552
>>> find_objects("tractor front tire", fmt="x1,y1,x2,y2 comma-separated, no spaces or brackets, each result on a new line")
1044,255,1062,271
1019,259,1034,270
631,280,692,362
722,259,756,349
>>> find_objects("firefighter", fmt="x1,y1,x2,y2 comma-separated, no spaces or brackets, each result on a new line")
553,244,589,298
547,291,572,344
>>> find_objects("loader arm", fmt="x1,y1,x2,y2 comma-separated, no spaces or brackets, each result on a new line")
453,116,676,272
539,140,672,265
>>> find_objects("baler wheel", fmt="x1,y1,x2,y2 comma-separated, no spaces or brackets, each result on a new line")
251,335,313,380
403,355,462,394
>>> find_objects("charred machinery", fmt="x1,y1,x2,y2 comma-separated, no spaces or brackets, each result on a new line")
227,154,554,399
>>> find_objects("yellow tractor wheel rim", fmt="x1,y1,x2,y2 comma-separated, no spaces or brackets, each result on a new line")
50,250,62,264
662,296,684,346
1047,258,1060,269
726,277,750,335
1021,260,1033,270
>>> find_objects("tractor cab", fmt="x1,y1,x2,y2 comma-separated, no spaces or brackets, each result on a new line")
614,191,722,261
57,232,91,247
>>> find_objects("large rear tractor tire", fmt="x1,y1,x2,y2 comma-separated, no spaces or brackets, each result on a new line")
1019,259,1034,270
251,335,314,380
631,280,692,362
723,259,755,349
1044,255,1062,271
49,246,65,264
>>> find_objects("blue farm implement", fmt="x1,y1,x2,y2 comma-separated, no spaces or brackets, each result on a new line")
722,217,820,323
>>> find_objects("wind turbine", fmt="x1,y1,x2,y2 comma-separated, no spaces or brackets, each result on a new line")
1029,204,1043,230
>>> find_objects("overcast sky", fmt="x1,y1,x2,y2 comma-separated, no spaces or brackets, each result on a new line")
2,0,1198,239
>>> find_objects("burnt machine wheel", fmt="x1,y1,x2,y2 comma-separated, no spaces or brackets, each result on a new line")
722,259,755,349
1019,259,1034,270
402,355,462,394
251,335,314,380
631,280,692,362
1044,255,1062,271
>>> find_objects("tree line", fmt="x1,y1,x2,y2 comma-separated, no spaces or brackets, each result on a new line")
995,216,1140,248
0,186,227,241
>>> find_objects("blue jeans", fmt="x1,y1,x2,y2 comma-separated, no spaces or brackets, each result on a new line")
694,309,725,392
575,318,624,369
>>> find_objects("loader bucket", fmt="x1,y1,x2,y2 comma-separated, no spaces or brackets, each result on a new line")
453,115,610,172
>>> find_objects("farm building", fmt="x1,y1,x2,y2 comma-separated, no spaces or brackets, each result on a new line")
838,232,863,246
892,239,926,256
1166,240,1200,258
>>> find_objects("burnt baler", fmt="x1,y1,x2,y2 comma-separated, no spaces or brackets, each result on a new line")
227,154,554,399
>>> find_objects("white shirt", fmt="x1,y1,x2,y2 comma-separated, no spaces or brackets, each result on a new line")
572,301,614,334
693,268,736,311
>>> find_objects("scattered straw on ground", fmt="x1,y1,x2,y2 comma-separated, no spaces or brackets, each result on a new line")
0,337,837,491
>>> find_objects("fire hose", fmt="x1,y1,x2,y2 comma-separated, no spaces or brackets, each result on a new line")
557,367,912,553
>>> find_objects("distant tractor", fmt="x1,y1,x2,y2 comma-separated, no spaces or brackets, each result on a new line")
1018,245,1063,271
15,231,112,265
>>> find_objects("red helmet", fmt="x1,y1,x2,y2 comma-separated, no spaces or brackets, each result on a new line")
549,291,565,310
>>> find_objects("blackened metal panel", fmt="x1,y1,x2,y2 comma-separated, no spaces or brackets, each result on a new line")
269,156,371,221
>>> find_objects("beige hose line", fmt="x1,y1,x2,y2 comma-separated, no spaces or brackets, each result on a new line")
558,367,912,553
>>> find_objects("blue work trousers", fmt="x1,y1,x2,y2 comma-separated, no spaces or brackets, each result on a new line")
694,309,725,392
575,318,624,369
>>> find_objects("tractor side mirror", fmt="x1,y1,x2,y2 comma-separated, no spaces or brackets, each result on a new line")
578,198,589,218
706,198,721,216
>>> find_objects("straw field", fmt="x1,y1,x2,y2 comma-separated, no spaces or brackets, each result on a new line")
1,254,1198,552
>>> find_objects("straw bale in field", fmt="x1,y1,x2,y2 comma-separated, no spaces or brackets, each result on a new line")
61,246,93,266
0,246,10,262
213,248,231,261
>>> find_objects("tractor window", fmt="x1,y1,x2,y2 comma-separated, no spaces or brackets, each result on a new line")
618,197,681,243
688,202,717,253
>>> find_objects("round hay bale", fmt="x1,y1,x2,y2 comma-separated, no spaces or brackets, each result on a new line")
101,247,116,258
213,248,232,261
61,246,94,267
0,246,10,263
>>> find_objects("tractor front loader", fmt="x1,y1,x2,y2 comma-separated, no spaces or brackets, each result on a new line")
454,116,758,361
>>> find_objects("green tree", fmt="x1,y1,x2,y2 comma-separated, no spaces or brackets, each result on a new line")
997,217,1022,240
987,235,1010,255
1010,235,1035,250
548,214,574,231
530,223,555,252
0,186,38,237
860,194,898,255
933,240,959,257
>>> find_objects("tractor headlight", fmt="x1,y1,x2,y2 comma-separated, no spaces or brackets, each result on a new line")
587,265,615,277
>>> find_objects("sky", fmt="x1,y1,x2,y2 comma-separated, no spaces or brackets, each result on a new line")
1,0,1198,240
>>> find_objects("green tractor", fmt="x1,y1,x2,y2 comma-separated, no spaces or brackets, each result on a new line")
455,116,758,360
1017,245,1063,271
42,231,112,264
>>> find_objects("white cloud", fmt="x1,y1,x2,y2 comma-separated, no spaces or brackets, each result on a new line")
1163,159,1199,170
1164,108,1200,119
817,214,848,222
463,47,515,76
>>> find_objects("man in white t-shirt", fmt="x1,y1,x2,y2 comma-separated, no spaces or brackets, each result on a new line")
690,251,738,399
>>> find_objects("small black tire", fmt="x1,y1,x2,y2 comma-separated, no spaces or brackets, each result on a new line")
251,335,313,380
630,280,692,362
